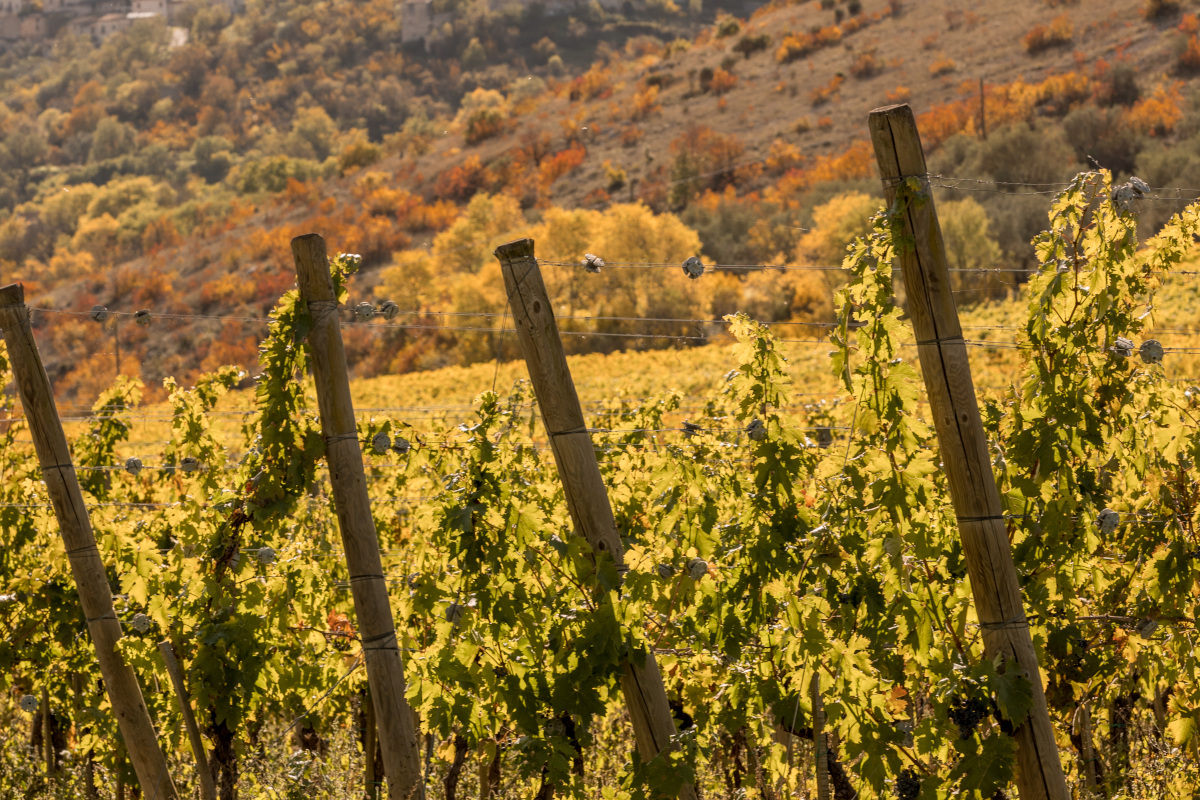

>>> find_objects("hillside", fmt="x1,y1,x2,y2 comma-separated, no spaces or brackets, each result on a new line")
444,0,1163,208
4,0,1200,405
10,25,1200,794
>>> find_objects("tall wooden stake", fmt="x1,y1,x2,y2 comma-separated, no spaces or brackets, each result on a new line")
291,234,424,800
494,240,697,800
811,672,829,800
979,77,987,141
1073,702,1098,794
42,685,54,777
365,686,379,800
113,318,121,378
158,641,217,800
0,284,179,800
868,105,1069,800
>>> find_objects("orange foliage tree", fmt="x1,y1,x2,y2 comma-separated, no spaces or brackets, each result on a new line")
537,143,588,195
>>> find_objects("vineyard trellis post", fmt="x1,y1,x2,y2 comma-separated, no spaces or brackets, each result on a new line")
365,686,379,800
291,234,425,800
0,283,180,800
494,239,698,800
158,640,217,800
810,672,829,800
1073,702,1097,793
867,104,1070,800
42,686,53,777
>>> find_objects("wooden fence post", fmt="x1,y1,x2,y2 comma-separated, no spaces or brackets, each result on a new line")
0,283,179,800
365,686,379,800
1073,702,1098,794
158,641,217,800
494,239,698,800
42,685,54,777
291,234,425,800
811,672,829,800
868,105,1069,800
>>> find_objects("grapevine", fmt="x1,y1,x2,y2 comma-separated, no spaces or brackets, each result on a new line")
3,174,1200,798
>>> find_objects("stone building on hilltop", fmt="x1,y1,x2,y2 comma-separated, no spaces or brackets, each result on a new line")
0,0,242,45
133,0,168,14
91,11,129,38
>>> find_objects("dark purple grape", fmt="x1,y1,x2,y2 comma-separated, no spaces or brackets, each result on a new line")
895,768,921,800
948,696,989,739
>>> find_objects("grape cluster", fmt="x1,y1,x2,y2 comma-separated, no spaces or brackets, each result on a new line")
894,768,921,800
949,695,989,739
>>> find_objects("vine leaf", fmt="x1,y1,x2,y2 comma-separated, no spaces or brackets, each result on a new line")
1169,715,1199,747
950,732,1017,797
986,656,1033,728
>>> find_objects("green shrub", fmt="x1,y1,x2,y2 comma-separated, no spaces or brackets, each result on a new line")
733,33,771,59
231,155,324,194
715,14,741,38
1062,106,1145,176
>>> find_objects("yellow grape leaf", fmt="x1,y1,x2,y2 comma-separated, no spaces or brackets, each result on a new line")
1169,716,1198,747
437,738,459,762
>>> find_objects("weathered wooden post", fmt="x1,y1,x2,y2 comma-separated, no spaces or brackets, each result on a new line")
1073,702,1098,793
0,283,179,800
868,104,1069,800
494,239,697,800
365,686,379,800
158,641,217,800
291,234,424,800
811,672,829,800
42,686,54,777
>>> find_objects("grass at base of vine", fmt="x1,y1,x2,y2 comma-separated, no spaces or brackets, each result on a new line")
2,699,1198,799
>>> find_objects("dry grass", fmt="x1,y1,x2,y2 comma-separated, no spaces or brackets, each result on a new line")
4,702,1200,800
398,0,1165,213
